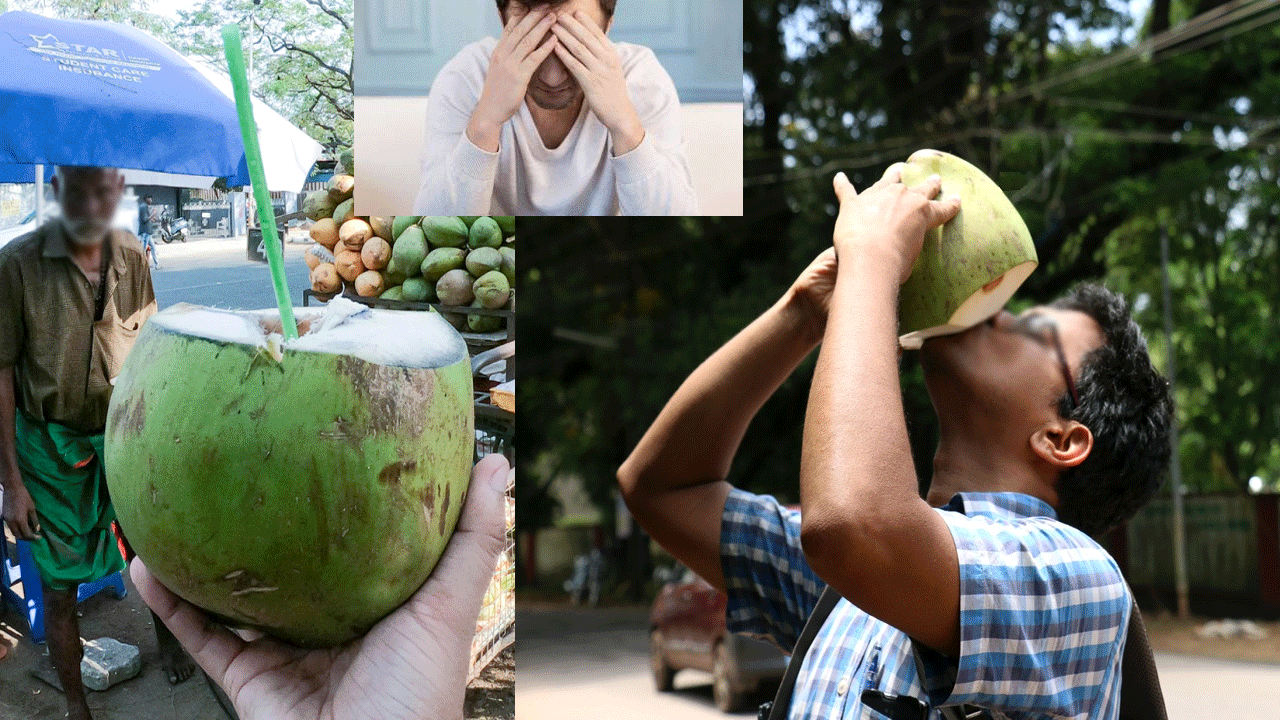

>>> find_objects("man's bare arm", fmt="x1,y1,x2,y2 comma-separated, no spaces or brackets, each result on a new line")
799,171,963,657
617,283,827,592
0,366,39,539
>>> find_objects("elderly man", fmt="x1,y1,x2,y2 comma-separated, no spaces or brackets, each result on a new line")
414,0,697,216
0,166,193,720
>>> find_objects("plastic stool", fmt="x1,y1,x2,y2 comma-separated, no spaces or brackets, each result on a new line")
1,539,126,644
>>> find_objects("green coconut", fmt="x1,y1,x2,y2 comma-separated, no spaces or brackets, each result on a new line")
895,149,1038,349
104,302,474,647
499,247,515,286
467,300,503,333
457,216,481,229
473,270,510,310
303,191,337,221
392,226,429,274
380,285,404,301
421,248,466,283
392,216,423,240
494,216,516,237
333,198,356,226
465,246,502,277
401,276,434,303
422,217,468,248
468,217,503,249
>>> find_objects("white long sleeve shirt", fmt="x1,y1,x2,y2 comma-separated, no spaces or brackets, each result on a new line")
413,37,697,216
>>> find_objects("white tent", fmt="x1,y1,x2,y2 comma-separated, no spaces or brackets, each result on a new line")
187,58,324,193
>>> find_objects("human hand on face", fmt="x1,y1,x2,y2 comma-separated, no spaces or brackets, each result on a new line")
830,165,961,284
469,7,561,152
550,10,645,155
131,453,512,720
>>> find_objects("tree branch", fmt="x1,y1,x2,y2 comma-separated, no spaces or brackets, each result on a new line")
305,76,354,121
303,0,351,32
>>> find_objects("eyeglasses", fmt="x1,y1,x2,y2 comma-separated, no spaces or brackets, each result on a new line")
1009,312,1080,411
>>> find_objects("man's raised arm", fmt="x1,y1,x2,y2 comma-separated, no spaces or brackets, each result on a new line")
798,169,964,656
617,251,836,590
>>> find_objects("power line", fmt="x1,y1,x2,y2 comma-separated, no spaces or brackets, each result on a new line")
744,123,1277,189
983,0,1279,108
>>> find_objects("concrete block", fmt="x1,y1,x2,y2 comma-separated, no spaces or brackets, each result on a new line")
80,637,141,691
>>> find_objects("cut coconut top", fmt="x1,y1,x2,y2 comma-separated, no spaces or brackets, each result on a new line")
150,300,469,369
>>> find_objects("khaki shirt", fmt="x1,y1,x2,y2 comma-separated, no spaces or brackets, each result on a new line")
0,220,156,433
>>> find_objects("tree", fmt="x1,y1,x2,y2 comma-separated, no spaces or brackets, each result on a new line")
520,1,1280,574
170,0,352,154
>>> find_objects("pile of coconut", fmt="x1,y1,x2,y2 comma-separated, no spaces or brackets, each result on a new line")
302,179,514,334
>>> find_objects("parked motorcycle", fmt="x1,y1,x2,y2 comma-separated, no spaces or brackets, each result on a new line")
564,548,606,607
158,210,188,243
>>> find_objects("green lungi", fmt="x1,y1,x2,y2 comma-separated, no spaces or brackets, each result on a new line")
13,411,125,592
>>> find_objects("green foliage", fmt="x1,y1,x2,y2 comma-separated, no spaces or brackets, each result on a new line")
523,1,1280,537
736,0,1280,497
170,0,352,154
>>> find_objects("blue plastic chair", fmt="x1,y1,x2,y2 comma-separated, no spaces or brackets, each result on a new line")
1,539,126,644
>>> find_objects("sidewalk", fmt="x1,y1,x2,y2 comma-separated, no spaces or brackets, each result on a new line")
1,542,226,719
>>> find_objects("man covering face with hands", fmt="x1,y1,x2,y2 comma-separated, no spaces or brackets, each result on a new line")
414,0,697,216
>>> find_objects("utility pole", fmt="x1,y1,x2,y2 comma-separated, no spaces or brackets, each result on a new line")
1160,223,1191,619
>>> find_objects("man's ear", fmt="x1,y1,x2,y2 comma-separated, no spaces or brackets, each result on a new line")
1029,420,1092,470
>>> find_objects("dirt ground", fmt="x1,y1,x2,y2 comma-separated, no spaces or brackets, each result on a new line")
3,549,513,720
0,565,228,720
1144,613,1280,665
466,646,514,720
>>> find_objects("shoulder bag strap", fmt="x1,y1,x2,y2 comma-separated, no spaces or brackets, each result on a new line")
764,585,840,720
1119,598,1167,720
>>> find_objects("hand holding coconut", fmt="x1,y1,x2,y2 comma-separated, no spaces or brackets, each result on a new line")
831,167,961,285
130,454,511,720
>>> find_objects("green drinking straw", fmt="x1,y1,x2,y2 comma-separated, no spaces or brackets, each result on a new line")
221,24,298,341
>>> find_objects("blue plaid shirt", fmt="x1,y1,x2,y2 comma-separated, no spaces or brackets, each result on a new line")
721,489,1130,720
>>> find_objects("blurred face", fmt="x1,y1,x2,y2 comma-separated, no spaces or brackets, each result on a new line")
503,0,611,111
53,167,123,247
919,306,1103,500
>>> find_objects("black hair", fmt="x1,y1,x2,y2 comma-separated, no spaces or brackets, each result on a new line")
496,0,616,19
1050,284,1173,537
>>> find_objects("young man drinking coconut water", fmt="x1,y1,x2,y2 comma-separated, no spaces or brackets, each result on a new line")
618,165,1172,719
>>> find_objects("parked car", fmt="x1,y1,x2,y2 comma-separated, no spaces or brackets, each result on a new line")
0,208,48,249
649,563,788,712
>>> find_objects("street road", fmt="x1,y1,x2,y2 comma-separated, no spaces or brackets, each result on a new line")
517,605,754,720
517,604,1280,720
149,234,313,310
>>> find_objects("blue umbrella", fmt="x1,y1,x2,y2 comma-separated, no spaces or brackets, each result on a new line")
0,11,250,185
0,164,54,183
